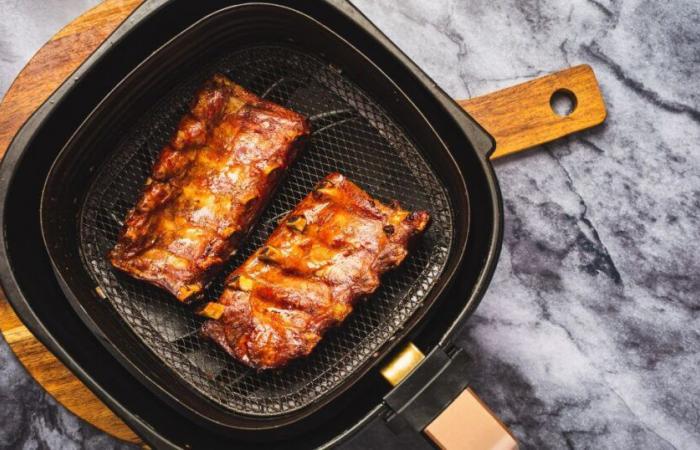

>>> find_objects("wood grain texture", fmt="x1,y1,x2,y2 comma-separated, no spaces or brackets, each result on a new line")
459,65,607,160
0,0,143,445
0,0,605,445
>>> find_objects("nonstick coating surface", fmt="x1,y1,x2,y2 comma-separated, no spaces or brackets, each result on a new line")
80,44,454,416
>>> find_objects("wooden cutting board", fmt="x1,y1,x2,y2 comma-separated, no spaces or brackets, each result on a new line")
0,0,605,446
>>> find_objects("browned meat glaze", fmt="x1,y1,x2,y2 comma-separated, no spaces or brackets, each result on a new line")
201,173,430,369
109,74,310,302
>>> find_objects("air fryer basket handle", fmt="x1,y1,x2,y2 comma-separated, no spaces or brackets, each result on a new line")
458,65,607,160
381,345,518,449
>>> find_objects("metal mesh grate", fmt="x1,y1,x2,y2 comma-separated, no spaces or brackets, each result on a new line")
80,45,453,416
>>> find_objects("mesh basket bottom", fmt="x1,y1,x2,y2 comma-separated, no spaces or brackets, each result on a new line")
80,44,453,416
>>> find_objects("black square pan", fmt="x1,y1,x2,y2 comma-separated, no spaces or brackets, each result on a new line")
1,0,502,446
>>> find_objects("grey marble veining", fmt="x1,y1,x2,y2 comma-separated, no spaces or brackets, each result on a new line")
1,0,698,449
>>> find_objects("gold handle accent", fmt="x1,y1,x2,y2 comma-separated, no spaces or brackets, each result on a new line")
380,342,425,387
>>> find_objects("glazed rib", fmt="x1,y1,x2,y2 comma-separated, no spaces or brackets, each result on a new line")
109,74,310,302
201,173,430,369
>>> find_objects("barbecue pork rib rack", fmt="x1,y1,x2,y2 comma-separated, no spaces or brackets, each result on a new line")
201,173,430,369
109,74,309,302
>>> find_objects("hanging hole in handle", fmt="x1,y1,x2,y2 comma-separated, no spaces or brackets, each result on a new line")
550,88,577,117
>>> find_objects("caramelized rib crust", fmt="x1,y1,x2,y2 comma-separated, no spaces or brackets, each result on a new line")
109,74,310,302
202,173,430,369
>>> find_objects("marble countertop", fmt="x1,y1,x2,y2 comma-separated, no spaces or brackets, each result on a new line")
1,0,698,448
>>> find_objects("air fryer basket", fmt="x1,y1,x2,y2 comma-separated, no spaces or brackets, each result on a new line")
37,1,499,438
81,43,454,416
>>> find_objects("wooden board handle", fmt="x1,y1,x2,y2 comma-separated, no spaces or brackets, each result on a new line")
458,65,607,159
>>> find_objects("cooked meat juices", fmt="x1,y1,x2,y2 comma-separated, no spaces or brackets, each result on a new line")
109,74,310,302
201,173,430,369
